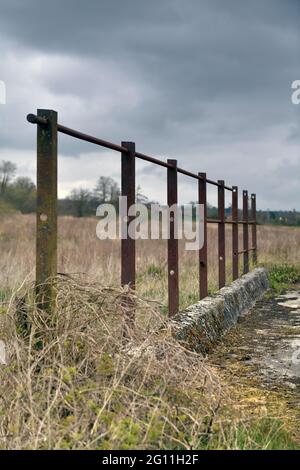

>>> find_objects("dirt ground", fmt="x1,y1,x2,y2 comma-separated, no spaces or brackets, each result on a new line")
209,286,300,439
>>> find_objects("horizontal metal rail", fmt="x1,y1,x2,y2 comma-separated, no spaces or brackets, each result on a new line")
207,219,256,225
27,114,232,190
238,247,256,254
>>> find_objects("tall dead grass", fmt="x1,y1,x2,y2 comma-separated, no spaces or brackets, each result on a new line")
0,214,299,309
0,276,223,450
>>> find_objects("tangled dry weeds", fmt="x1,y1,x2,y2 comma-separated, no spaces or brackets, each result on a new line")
0,275,298,450
0,276,225,450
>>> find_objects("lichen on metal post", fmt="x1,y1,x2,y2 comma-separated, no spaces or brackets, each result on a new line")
36,109,58,310
121,142,136,289
121,141,136,329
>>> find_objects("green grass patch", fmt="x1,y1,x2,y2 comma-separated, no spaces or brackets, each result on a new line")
268,264,300,294
0,288,9,305
146,263,164,278
205,418,299,450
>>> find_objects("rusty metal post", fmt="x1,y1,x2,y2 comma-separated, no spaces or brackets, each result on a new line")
218,180,226,288
121,142,136,289
243,190,249,274
167,159,179,317
36,109,58,310
232,186,239,280
121,142,136,331
198,173,208,299
251,193,257,265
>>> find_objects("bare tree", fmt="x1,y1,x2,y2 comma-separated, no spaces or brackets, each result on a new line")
94,176,120,204
136,185,150,204
0,160,17,194
69,188,92,217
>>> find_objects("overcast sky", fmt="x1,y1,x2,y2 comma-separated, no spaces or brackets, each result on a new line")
0,0,299,209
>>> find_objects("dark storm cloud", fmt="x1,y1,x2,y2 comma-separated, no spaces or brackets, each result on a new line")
0,0,299,207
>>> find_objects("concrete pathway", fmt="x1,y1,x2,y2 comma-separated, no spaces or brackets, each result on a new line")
210,286,300,396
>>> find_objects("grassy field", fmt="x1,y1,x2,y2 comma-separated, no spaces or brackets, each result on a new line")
1,214,300,307
0,214,299,449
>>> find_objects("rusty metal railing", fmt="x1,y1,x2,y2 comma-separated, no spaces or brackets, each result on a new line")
27,109,258,317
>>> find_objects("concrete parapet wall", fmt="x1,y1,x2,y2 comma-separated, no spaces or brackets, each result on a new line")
172,268,269,354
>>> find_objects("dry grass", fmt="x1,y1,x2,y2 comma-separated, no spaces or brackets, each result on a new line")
0,276,225,450
0,214,299,449
0,214,299,308
0,276,297,450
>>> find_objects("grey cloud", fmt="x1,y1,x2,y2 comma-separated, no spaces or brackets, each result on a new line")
0,0,299,209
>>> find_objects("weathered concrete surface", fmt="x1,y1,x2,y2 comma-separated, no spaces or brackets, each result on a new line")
172,268,269,354
255,290,300,387
209,286,300,395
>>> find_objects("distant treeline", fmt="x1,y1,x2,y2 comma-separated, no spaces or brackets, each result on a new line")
0,160,299,226
0,161,36,214
0,160,149,217
256,210,300,226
